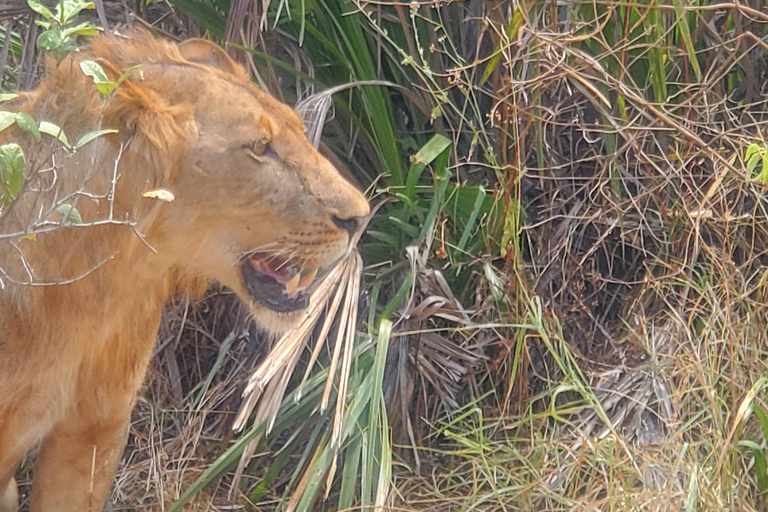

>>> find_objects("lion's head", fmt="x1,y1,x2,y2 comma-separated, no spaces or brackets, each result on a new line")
8,32,369,332
144,36,369,331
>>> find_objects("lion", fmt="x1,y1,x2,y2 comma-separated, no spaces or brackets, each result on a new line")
0,30,369,511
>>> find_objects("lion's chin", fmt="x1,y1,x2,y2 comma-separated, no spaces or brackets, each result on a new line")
248,302,307,334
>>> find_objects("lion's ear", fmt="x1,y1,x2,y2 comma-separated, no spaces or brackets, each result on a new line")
106,77,196,176
178,39,246,79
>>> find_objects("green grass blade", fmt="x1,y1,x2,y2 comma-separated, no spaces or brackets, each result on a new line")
169,373,327,511
316,0,403,185
404,134,452,201
417,145,451,244
338,437,363,510
192,331,236,408
673,0,700,80
369,319,392,508
642,2,668,103
456,185,486,252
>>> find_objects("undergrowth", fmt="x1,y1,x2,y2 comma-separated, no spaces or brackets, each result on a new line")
5,0,768,510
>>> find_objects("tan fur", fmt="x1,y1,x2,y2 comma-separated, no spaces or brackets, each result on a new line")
0,31,368,511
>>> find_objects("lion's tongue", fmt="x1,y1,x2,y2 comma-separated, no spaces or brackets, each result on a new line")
249,256,293,282
241,259,308,313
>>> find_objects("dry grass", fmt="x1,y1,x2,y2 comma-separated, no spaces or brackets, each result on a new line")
10,1,768,511
115,2,768,511
376,2,768,511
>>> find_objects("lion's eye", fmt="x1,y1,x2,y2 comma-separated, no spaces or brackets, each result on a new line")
245,138,273,158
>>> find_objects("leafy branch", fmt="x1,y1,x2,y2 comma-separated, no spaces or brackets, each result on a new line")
28,0,99,61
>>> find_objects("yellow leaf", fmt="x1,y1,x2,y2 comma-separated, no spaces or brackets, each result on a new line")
142,189,175,202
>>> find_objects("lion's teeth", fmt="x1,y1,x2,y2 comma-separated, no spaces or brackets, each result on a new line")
298,268,318,291
285,273,301,298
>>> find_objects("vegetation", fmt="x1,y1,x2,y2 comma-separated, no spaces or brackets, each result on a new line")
4,0,768,510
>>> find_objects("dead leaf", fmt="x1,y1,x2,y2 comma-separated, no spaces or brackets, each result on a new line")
142,189,175,202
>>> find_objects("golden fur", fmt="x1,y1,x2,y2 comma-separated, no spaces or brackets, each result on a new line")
0,31,368,511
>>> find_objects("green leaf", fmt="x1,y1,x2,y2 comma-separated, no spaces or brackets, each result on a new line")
748,153,761,174
740,440,768,493
169,371,328,511
408,135,451,165
95,82,116,98
39,121,70,147
0,143,25,205
15,113,40,141
0,111,16,133
745,143,761,162
80,60,117,98
56,37,79,59
62,22,99,39
74,129,118,150
762,154,768,183
380,272,413,322
368,319,392,507
27,0,54,20
480,7,523,85
61,0,94,24
0,94,18,103
387,216,419,238
115,64,142,88
643,5,668,103
80,60,110,84
404,134,451,202
754,405,768,444
367,230,401,248
500,197,521,258
417,144,451,245
192,332,236,407
56,204,83,223
338,437,362,511
37,29,64,52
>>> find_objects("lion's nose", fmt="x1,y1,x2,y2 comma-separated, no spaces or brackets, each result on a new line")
332,215,363,236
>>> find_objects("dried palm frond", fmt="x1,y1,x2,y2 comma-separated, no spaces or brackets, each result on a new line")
229,249,363,490
225,77,393,496
294,79,399,148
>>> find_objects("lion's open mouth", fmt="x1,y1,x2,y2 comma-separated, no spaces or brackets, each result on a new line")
241,255,319,313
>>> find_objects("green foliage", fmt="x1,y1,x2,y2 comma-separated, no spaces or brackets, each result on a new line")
74,129,118,150
55,203,82,223
170,322,393,512
79,61,141,100
0,111,42,141
364,134,451,262
732,379,768,499
0,142,24,205
13,112,40,141
746,143,768,183
39,121,69,147
0,111,71,207
0,2,111,215
166,0,225,39
29,0,99,61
